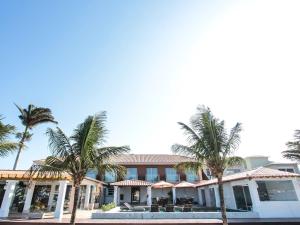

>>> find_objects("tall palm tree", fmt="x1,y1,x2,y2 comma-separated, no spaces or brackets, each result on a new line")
282,130,300,162
0,116,18,157
30,112,130,225
172,106,242,225
13,104,57,170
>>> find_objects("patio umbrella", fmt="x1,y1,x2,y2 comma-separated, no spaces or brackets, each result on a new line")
152,181,174,188
174,181,195,188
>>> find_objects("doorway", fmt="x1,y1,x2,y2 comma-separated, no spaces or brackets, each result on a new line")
233,185,252,211
131,187,140,205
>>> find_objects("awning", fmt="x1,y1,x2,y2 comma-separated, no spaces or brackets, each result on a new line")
174,181,195,188
111,180,152,186
152,181,174,188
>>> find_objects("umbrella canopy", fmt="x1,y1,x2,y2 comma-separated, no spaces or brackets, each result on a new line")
174,181,195,188
152,180,174,188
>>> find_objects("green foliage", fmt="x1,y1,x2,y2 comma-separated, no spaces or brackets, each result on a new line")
282,130,300,162
172,105,242,177
28,112,129,224
13,104,57,170
0,116,18,157
172,105,242,225
101,202,116,211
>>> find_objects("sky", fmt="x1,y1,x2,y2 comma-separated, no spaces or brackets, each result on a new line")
1,0,300,169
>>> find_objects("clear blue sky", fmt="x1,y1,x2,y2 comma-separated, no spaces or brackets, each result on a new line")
1,0,300,169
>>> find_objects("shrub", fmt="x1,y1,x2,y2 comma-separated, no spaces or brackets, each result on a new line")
101,202,116,211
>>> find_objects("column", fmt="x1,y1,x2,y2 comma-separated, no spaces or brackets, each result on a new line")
90,185,96,210
247,180,260,214
197,188,202,205
113,186,118,205
68,186,75,212
0,180,17,218
147,186,152,206
54,181,68,220
214,186,220,207
47,184,56,211
23,181,36,213
84,185,91,210
172,187,176,205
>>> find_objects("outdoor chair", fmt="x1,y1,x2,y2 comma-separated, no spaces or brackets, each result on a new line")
166,204,174,212
123,202,145,212
183,204,192,212
150,204,159,212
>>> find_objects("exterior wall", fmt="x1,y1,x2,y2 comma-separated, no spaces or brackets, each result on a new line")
249,178,300,218
176,188,198,202
199,178,300,218
119,187,131,204
264,164,299,174
245,156,270,170
152,188,172,199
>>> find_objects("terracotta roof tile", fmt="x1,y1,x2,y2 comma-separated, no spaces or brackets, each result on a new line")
108,154,195,165
111,180,152,186
196,167,300,187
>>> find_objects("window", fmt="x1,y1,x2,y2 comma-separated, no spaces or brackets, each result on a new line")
146,168,158,182
209,188,216,207
86,169,97,179
278,168,295,173
256,180,298,201
226,168,241,174
201,189,206,206
166,168,178,182
233,185,252,211
186,170,198,182
107,186,114,196
126,168,138,180
105,171,116,182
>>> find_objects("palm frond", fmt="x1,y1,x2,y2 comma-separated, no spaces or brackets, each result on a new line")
174,161,203,173
224,156,244,167
97,164,127,180
96,146,130,161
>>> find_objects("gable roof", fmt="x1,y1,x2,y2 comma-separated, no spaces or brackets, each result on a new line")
111,180,152,186
108,154,196,165
196,167,300,187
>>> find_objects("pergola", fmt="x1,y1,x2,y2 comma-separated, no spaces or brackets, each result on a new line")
111,180,152,205
0,170,103,219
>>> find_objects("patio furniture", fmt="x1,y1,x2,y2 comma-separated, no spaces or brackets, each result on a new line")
158,197,168,207
183,204,192,212
123,202,145,212
150,204,159,212
166,204,174,212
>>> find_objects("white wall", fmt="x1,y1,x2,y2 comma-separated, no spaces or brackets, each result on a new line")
176,188,198,203
249,179,300,218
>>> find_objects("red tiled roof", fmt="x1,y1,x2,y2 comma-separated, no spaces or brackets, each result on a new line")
111,180,152,186
174,181,195,188
196,167,300,187
108,154,195,165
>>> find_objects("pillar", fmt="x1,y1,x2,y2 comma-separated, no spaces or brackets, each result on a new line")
172,187,176,205
147,186,152,206
68,186,75,212
54,181,67,220
113,186,118,205
214,185,220,207
90,185,96,210
247,180,260,213
84,185,91,210
197,188,202,205
47,184,56,211
0,180,17,218
23,181,36,213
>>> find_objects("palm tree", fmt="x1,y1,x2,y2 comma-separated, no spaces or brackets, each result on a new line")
13,104,57,170
282,130,300,162
30,112,130,225
172,106,242,225
0,116,18,157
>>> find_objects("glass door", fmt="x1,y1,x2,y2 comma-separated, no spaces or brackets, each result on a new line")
233,185,252,211
131,187,140,205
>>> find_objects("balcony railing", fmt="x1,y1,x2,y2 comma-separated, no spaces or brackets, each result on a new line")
145,175,160,182
166,174,180,183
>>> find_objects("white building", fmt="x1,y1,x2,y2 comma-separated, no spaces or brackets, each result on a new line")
0,170,104,219
197,167,300,218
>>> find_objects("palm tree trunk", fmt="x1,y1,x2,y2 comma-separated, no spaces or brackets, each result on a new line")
217,175,228,225
70,185,80,225
13,126,28,170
